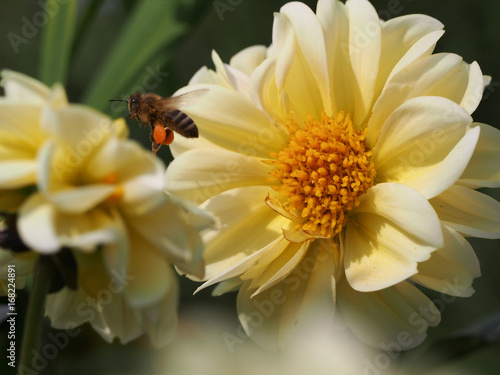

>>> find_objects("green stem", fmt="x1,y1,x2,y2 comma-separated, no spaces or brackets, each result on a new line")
69,0,106,63
18,256,54,375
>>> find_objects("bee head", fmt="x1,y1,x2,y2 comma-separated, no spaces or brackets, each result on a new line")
128,92,143,118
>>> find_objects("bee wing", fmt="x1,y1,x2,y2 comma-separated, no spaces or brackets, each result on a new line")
156,88,209,109
154,89,208,139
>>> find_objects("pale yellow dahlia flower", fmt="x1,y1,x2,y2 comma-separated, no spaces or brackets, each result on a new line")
0,71,213,346
165,0,499,349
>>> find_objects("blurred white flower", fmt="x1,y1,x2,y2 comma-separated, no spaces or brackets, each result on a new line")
165,0,498,349
0,70,213,346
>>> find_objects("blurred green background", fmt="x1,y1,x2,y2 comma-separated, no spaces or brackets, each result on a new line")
1,0,499,374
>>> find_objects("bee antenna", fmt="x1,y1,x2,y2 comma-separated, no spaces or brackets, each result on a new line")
109,99,128,103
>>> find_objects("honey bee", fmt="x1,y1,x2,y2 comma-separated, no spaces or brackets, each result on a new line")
110,89,207,155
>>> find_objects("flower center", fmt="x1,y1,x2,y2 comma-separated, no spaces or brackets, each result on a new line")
269,111,376,237
102,172,124,204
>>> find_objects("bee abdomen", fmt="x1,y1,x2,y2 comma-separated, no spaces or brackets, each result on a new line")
166,109,199,138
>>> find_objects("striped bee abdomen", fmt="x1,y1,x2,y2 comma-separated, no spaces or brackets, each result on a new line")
165,109,199,138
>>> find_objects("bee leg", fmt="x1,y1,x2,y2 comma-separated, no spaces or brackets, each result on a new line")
152,141,162,155
150,125,162,155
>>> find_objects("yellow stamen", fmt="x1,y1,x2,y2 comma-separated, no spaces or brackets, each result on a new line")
269,111,376,237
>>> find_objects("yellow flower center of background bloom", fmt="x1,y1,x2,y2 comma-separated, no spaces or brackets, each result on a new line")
270,111,376,237
102,172,124,204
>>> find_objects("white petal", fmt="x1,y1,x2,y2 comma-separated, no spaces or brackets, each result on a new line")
41,104,114,152
188,66,217,85
251,57,288,128
352,183,443,247
431,185,500,239
0,102,45,149
169,133,220,158
165,148,272,204
345,0,381,124
45,288,90,328
237,243,336,350
174,84,287,158
276,2,331,116
92,292,143,345
199,186,289,280
212,277,242,296
38,143,115,212
18,193,61,253
0,160,36,188
1,70,50,103
412,225,480,297
316,0,354,117
460,62,487,114
373,96,479,199
377,15,444,94
338,279,440,349
368,53,479,145
229,45,268,77
124,229,171,308
195,235,289,293
459,123,500,188
126,195,208,279
248,240,310,297
345,211,436,292
135,268,179,347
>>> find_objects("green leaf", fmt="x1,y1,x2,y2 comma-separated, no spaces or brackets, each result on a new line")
39,0,78,86
82,0,189,111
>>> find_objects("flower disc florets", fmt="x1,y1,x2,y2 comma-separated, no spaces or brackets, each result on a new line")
270,111,376,237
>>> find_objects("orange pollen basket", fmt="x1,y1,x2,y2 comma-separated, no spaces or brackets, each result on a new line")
269,111,376,238
154,124,175,145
